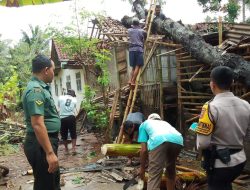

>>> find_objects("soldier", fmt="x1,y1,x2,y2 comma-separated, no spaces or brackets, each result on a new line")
196,66,250,190
22,54,61,190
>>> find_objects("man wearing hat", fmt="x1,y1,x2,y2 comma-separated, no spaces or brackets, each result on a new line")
58,89,78,155
128,17,146,87
138,113,183,190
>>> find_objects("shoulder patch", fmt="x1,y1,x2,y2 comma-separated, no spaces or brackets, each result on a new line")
196,102,214,135
35,100,43,106
33,87,42,93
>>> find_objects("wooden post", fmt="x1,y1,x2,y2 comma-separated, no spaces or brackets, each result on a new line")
156,49,164,120
116,89,134,143
176,50,184,133
105,89,119,143
218,16,223,47
129,68,142,114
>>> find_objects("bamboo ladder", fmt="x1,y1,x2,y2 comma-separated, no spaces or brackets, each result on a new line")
116,0,156,143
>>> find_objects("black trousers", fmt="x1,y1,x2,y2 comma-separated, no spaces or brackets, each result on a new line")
60,115,76,141
207,161,246,190
24,133,61,190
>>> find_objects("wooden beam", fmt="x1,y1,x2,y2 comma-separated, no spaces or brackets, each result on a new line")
189,66,205,82
156,48,183,57
180,78,210,82
105,89,120,143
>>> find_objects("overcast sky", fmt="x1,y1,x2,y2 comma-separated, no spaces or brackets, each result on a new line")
0,0,248,44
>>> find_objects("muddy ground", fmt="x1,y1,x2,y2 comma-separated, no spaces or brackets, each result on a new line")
0,131,138,190
1,130,250,190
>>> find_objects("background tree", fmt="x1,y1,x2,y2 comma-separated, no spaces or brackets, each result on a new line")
21,25,50,55
48,4,112,129
197,0,250,23
7,25,50,86
0,36,12,84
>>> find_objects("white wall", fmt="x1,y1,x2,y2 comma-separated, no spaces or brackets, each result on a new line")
51,68,85,112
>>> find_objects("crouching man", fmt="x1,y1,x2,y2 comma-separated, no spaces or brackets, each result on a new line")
138,113,183,190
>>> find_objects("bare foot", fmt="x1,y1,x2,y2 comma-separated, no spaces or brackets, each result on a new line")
72,148,77,156
65,150,70,155
126,159,132,166
130,83,135,90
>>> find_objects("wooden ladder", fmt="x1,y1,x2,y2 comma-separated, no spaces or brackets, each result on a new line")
116,0,156,144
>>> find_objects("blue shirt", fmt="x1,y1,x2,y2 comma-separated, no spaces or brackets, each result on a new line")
138,120,183,151
128,26,145,52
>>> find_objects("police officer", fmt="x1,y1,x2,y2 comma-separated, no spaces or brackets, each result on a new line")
22,54,61,190
196,66,250,190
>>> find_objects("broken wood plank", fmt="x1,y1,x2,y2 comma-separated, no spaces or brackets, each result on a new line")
156,48,183,57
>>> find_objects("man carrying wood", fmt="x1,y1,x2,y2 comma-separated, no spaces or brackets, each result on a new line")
128,17,146,87
138,113,183,190
195,66,250,190
22,54,60,190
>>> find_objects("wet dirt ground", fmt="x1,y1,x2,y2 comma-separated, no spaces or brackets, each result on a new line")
1,130,250,190
0,131,138,190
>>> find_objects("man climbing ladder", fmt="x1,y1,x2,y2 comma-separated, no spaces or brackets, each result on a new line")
128,17,146,87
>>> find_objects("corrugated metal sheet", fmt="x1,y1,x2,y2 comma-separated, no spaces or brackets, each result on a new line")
225,23,250,43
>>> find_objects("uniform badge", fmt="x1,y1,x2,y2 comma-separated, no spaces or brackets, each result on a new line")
196,102,214,135
33,88,42,93
35,100,43,106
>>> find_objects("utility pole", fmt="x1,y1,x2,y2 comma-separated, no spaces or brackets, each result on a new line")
243,0,246,22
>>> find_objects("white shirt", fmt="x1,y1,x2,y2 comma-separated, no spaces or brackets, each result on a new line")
58,95,77,118
197,92,250,168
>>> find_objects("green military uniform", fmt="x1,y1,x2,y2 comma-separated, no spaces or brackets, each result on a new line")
22,76,61,190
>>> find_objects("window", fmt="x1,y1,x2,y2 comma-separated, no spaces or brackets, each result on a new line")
54,80,58,96
76,72,82,91
66,75,71,91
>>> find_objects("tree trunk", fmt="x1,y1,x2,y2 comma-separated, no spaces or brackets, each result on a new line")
101,144,141,157
154,17,250,87
126,1,250,87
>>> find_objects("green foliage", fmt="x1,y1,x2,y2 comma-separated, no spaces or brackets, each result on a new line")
121,0,166,6
81,86,110,129
0,144,19,156
0,68,20,109
21,25,50,55
0,38,12,84
246,17,250,23
197,0,249,23
204,15,218,22
225,0,240,23
48,8,112,129
197,0,222,12
94,49,111,87
71,176,85,185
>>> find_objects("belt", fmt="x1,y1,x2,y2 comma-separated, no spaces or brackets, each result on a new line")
27,132,58,138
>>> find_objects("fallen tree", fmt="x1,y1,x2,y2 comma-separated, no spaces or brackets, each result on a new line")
122,1,250,87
